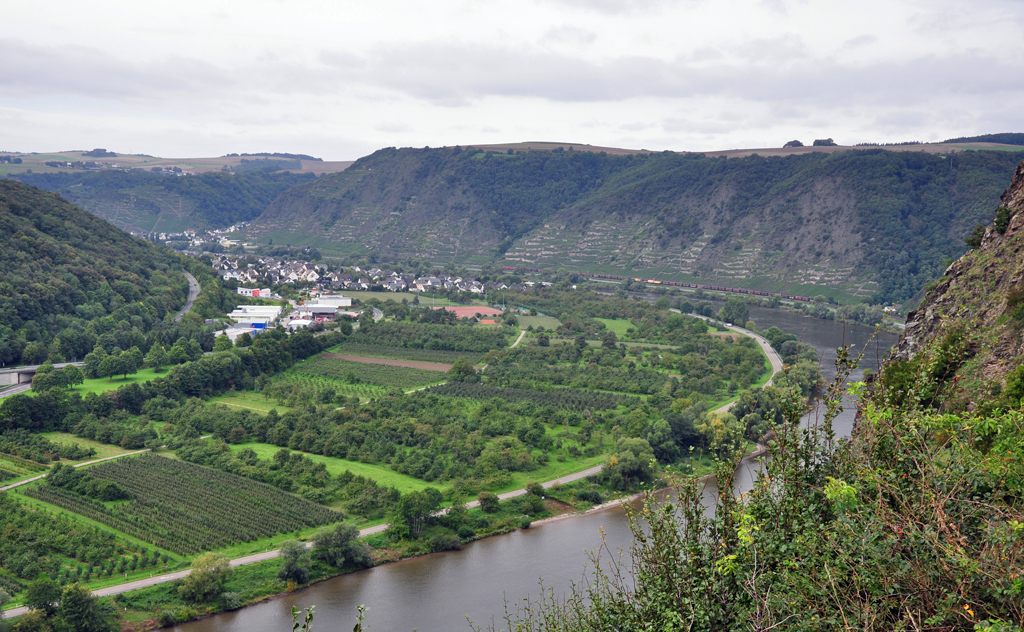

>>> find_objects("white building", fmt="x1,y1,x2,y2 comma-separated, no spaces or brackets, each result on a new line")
237,287,273,298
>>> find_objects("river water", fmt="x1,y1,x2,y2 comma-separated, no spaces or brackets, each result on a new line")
175,306,898,632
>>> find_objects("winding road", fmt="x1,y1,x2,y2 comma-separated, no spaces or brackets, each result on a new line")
1,315,782,619
173,271,200,323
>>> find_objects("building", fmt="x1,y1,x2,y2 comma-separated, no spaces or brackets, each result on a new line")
311,295,352,308
237,287,273,298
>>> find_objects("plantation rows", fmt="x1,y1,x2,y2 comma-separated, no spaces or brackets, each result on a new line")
348,321,508,352
427,382,639,411
336,343,483,365
0,467,14,481
28,454,341,555
274,374,386,399
295,356,446,389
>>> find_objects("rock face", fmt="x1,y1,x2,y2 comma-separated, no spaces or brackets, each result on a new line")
887,160,1024,404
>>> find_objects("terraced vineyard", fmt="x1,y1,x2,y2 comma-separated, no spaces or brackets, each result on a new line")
293,356,447,389
25,454,341,555
335,343,484,365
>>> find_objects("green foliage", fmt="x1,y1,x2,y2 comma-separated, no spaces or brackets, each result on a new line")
15,168,315,229
996,206,1013,234
966,222,987,248
178,552,231,603
312,522,372,569
447,357,480,383
277,540,311,584
45,462,130,501
427,383,636,411
348,321,508,353
477,491,499,513
26,454,341,555
0,180,189,366
604,437,655,490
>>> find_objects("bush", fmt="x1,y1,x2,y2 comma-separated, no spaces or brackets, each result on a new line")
477,491,499,513
518,516,532,529
526,481,544,496
221,591,242,611
428,533,463,552
575,489,603,504
456,525,475,539
158,610,177,627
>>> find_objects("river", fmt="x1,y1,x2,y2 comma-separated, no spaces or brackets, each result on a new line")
175,306,898,632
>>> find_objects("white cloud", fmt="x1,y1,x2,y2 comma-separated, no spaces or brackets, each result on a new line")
1,0,1023,158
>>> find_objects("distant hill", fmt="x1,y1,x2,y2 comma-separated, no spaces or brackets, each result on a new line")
944,133,1024,146
0,180,189,365
11,169,315,233
247,146,1024,304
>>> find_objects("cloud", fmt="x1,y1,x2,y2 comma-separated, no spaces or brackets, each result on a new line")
541,0,675,15
842,34,878,50
541,25,597,46
0,38,231,100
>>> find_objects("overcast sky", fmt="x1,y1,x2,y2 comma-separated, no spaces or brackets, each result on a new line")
2,0,1023,160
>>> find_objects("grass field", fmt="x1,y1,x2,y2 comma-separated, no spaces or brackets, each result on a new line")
225,442,445,495
25,367,167,397
38,433,135,461
208,391,293,415
595,318,635,336
293,355,448,389
517,315,562,330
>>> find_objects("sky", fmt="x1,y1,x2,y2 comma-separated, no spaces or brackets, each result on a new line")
2,0,1023,160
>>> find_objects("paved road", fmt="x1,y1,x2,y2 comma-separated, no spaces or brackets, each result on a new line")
0,383,31,398
1,459,609,619
668,310,784,414
173,271,200,323
371,307,384,322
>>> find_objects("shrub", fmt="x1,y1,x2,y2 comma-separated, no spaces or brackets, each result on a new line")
575,489,603,504
518,516,532,529
526,481,544,496
158,610,177,627
428,533,463,552
995,206,1012,234
456,525,475,539
478,492,499,513
221,591,242,611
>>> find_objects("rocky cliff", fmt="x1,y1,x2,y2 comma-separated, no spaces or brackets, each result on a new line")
885,159,1024,409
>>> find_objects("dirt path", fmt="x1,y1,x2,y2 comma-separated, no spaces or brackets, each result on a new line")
510,329,527,349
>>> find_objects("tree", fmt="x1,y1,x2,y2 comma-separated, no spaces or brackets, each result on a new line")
477,491,499,513
0,588,9,620
783,139,804,148
51,583,115,632
965,223,986,248
313,522,372,569
61,365,84,388
178,552,231,602
235,333,253,348
447,357,479,383
213,334,233,352
166,344,189,364
82,346,107,379
277,540,311,584
144,345,167,372
718,297,749,326
812,138,837,146
391,488,444,538
537,332,550,347
25,577,61,616
605,437,655,490
601,331,618,349
125,346,144,373
96,355,123,381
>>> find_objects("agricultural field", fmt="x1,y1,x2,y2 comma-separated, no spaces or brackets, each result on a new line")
334,342,485,365
292,355,448,389
516,315,562,330
38,432,136,461
208,391,293,415
225,442,445,495
427,382,638,411
595,317,635,336
24,454,341,555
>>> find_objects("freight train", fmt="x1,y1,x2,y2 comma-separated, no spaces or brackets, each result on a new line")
500,267,812,302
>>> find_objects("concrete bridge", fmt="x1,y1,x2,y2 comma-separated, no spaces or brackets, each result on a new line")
0,362,84,388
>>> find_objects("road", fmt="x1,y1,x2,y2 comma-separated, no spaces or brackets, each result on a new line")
173,271,200,323
1,460,609,619
371,307,383,322
669,310,784,414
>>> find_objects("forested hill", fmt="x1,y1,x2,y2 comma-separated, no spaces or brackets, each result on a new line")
0,180,189,365
11,168,315,234
247,147,1024,304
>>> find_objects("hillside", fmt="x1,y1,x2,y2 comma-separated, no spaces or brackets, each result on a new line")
247,146,1024,304
881,157,1024,412
0,180,189,365
11,168,316,234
